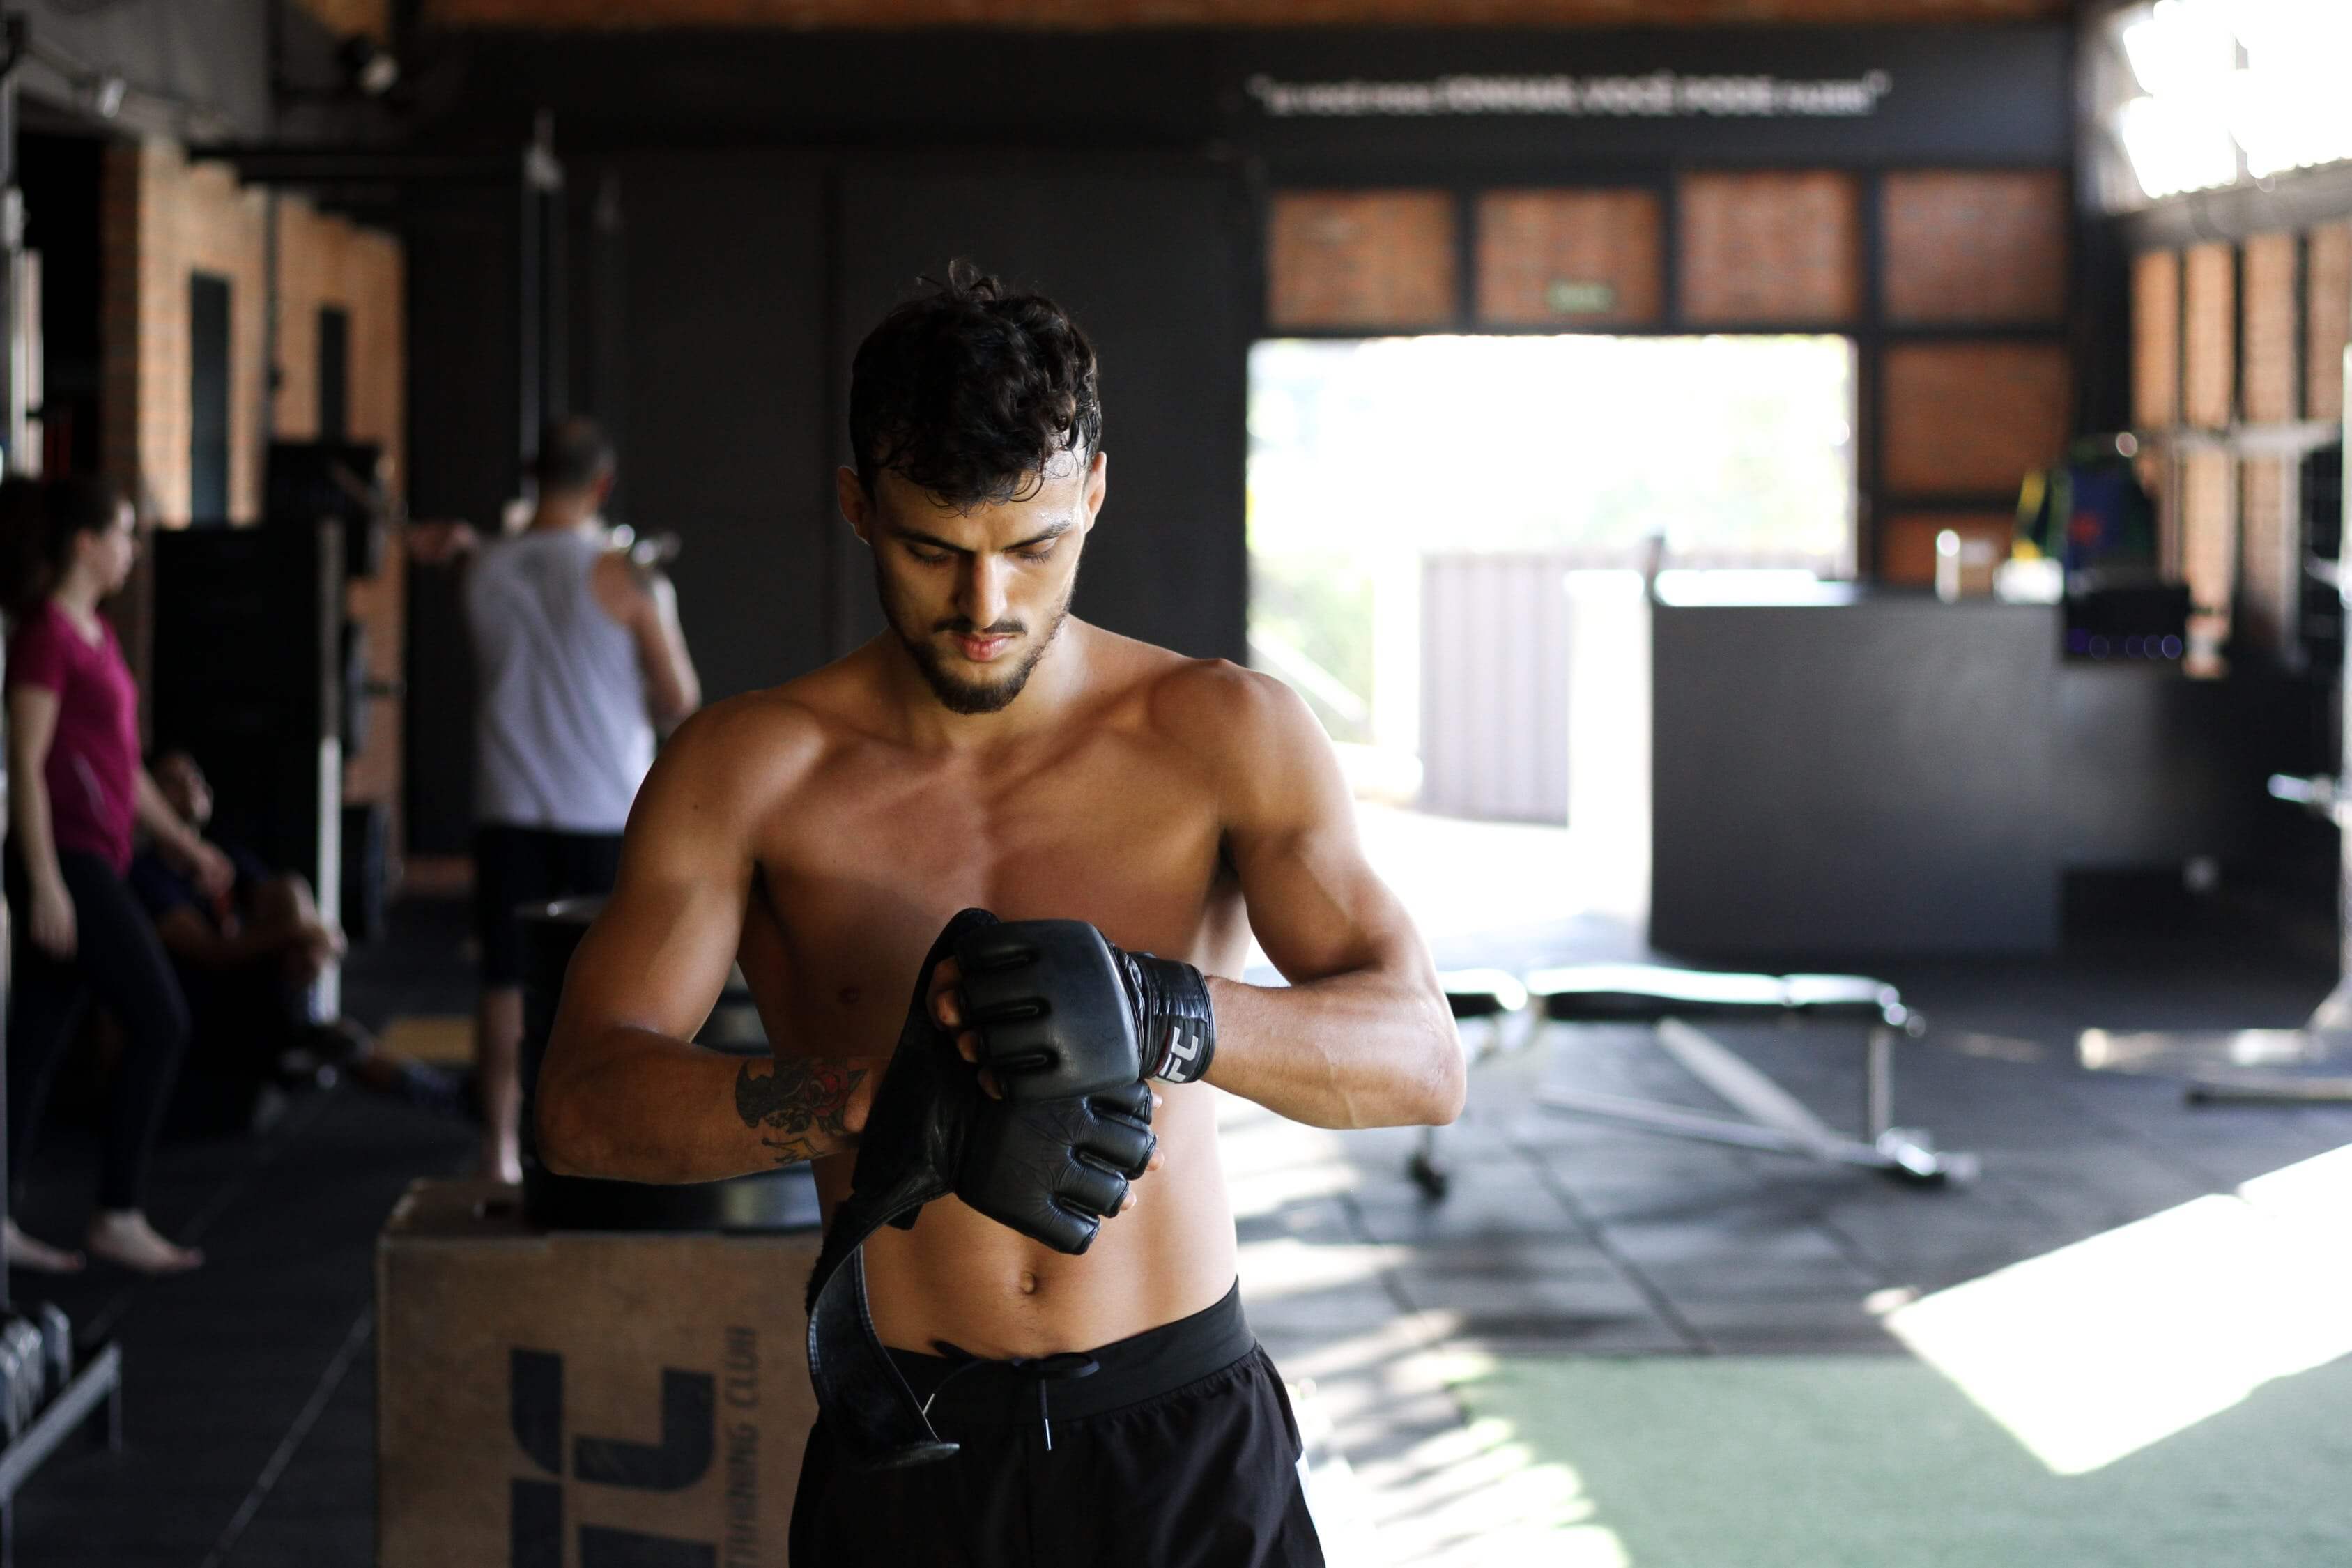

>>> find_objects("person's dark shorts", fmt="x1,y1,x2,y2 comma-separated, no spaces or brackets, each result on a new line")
471,825,624,986
790,1280,1325,1568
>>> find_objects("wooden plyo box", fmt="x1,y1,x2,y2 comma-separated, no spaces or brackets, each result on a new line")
378,1179,820,1568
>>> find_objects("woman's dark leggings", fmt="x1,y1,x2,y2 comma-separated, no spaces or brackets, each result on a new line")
7,850,192,1212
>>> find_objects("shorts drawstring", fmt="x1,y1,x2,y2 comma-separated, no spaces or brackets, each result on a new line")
925,1344,1102,1452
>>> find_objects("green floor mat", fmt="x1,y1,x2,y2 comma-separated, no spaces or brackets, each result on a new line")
1452,1353,2352,1568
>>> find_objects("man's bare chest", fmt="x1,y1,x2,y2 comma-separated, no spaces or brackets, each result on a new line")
744,738,1241,1058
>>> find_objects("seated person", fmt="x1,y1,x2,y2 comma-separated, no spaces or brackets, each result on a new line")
130,752,463,1119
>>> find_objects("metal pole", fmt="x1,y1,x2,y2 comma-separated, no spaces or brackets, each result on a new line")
518,111,564,473
1865,1025,1893,1141
0,13,28,482
516,147,541,477
0,10,24,1325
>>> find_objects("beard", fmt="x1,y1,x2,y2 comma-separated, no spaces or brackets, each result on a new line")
877,559,1076,716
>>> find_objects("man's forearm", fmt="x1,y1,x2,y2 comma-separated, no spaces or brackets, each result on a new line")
1201,969,1461,1130
537,1027,866,1183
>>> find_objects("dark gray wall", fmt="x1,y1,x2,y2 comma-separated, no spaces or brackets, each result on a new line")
403,187,520,852
606,153,831,703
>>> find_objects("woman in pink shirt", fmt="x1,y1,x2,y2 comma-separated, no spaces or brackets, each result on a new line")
3,477,231,1274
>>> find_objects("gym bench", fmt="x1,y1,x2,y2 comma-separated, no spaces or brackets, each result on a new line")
1411,964,1975,1199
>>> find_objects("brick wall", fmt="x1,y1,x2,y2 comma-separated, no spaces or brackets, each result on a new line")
275,196,407,472
2180,446,2234,620
2181,240,2235,431
276,196,410,849
426,0,2063,25
2130,249,2178,430
1880,342,2070,497
1677,171,1859,325
2311,223,2351,425
2239,231,2298,425
97,144,410,857
2238,455,2293,652
2128,219,2349,660
103,139,270,525
1880,171,2066,326
1475,189,1661,328
1267,191,1456,330
98,139,271,712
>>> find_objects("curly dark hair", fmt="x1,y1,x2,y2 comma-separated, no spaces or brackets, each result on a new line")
848,260,1101,511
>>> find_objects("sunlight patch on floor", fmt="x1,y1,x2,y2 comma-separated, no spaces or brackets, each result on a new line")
1884,1142,2352,1475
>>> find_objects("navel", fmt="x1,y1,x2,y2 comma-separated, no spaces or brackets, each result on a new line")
1017,1272,1039,1296
838,985,861,1007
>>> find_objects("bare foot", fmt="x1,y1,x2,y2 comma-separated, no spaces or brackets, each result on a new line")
86,1211,204,1274
4,1217,85,1273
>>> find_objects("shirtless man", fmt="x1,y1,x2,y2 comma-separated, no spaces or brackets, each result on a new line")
535,264,1461,1566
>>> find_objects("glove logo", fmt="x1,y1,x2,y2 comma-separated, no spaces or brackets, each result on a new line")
1158,1025,1199,1080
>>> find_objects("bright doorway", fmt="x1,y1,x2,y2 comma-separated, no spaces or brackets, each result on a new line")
1247,333,1857,955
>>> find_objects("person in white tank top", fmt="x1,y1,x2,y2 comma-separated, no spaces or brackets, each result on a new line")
414,417,701,1183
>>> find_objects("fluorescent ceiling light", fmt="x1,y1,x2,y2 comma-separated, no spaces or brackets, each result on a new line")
2116,93,2240,198
2109,0,2352,197
2121,0,2236,100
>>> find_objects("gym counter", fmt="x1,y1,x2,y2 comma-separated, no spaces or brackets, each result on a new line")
1645,578,2321,958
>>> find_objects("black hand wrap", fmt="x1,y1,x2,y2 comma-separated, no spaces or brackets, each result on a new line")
955,918,1218,1091
802,909,1158,1470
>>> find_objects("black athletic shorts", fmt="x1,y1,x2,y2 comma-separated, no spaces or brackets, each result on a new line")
790,1281,1325,1568
471,824,624,986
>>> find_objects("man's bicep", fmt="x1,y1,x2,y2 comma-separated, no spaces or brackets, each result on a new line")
555,742,756,1045
1224,682,1421,983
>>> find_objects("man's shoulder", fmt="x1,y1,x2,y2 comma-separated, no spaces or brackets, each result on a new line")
663,686,833,773
1103,640,1336,823
1127,645,1314,755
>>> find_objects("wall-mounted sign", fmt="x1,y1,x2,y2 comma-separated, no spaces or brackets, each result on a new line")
1235,30,2067,171
1545,281,1618,315
1245,70,1892,121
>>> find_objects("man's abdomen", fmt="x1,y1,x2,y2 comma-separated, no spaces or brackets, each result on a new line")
827,1091,1237,1360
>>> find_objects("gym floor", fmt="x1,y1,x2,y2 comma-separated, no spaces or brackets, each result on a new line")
7,852,2349,1566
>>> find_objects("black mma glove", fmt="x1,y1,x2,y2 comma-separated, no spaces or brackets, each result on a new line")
953,918,1218,1094
957,1079,1156,1254
804,907,996,1470
805,909,1161,1470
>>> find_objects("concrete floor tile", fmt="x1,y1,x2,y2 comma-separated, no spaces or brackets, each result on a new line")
1670,1295,1901,1353
220,1510,377,1567
1349,1162,1585,1248
1389,1263,1673,1348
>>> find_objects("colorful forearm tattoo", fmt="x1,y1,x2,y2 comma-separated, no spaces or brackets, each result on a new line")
734,1058,866,1165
